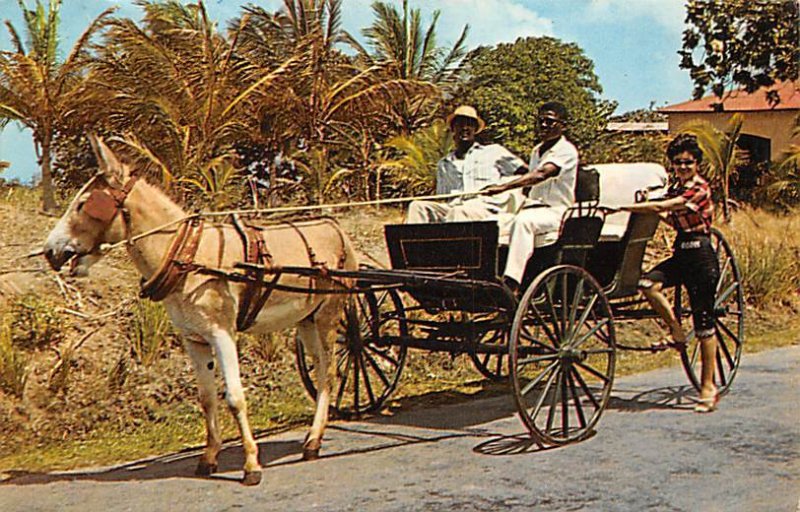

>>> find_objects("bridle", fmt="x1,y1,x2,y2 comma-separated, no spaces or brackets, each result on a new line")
79,173,141,247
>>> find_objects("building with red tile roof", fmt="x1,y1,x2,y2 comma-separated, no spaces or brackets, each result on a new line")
659,81,800,162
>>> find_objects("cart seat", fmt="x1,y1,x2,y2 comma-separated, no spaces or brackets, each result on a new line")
592,162,668,241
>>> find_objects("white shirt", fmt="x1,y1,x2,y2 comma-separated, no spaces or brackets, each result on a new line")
436,143,524,195
527,136,579,211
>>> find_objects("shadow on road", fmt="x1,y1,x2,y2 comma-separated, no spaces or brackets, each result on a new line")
607,385,696,412
1,383,699,486
0,439,302,486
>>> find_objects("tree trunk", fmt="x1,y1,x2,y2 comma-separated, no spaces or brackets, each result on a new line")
40,131,57,212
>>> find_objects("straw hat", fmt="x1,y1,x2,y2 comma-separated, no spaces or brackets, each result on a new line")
446,105,486,133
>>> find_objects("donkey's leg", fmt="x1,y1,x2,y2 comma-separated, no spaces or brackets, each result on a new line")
209,329,262,486
296,317,334,460
184,339,222,477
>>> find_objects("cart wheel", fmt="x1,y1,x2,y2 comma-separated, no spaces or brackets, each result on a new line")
510,265,616,445
469,311,513,381
295,288,408,418
677,228,744,395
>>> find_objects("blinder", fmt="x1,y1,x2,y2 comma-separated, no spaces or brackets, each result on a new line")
83,189,120,224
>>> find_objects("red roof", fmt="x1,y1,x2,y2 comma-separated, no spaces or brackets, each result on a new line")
660,80,800,113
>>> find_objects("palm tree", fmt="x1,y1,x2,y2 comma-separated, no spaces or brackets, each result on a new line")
86,0,300,207
232,0,434,203
679,113,744,221
380,119,452,196
351,0,469,134
0,0,112,211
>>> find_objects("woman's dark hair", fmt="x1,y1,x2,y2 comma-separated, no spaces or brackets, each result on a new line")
666,133,703,164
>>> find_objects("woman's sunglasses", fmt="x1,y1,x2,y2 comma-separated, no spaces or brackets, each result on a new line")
671,158,697,167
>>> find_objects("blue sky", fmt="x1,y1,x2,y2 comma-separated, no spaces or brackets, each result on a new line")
0,0,692,182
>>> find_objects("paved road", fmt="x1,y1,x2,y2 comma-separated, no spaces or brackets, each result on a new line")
2,346,798,512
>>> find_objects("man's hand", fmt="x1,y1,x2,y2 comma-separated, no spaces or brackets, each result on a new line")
481,184,507,196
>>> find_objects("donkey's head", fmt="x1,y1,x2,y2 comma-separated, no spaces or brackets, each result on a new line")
44,136,134,276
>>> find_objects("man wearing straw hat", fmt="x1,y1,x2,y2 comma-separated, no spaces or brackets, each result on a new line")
405,105,527,224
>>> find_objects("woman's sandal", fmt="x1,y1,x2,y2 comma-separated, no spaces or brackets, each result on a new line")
693,394,719,413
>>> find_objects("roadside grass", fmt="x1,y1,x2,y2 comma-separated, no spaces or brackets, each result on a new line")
2,308,797,475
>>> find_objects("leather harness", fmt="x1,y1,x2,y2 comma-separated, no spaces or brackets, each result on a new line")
88,175,348,331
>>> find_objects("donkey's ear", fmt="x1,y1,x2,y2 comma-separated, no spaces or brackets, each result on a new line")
88,134,129,186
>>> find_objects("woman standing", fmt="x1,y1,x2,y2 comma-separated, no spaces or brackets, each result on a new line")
620,134,720,412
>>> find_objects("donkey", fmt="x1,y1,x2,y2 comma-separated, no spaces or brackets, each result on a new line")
43,137,357,485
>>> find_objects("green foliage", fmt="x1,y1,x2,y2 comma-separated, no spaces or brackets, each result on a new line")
10,294,67,350
128,299,173,367
452,36,616,157
680,0,799,104
678,113,744,220
381,119,452,195
0,322,29,398
0,0,112,210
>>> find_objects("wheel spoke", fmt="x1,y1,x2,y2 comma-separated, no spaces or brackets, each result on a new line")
335,355,353,410
567,293,600,347
560,368,570,437
517,352,560,366
716,282,738,305
714,325,736,369
359,353,377,406
363,348,392,388
571,366,601,410
715,317,741,347
524,310,559,348
567,369,587,429
574,360,611,383
567,277,587,338
542,281,563,343
520,360,559,396
545,368,562,435
571,318,610,350
715,348,728,388
716,256,731,294
519,328,558,353
366,344,400,366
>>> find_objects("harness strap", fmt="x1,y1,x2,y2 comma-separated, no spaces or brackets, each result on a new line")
233,215,279,332
140,217,205,301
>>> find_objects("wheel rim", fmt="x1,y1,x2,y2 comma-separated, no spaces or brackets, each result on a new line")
510,265,616,445
680,228,744,394
296,288,408,418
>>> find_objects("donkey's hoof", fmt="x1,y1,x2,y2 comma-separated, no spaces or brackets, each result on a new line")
242,470,262,486
195,461,218,477
302,447,320,461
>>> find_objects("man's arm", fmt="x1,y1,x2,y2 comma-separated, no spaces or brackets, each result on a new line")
482,162,560,195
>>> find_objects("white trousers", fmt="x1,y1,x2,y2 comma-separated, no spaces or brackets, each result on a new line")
503,206,563,283
405,197,500,223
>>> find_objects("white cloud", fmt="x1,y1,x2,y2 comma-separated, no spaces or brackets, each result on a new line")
585,0,687,31
340,0,552,49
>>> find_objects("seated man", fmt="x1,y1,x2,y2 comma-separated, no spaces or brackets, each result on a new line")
483,101,579,290
406,105,526,224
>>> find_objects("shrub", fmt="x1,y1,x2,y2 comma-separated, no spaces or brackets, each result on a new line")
10,294,67,350
718,208,800,306
128,299,173,366
0,323,30,398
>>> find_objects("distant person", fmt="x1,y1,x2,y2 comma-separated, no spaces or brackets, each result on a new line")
406,105,526,224
618,133,720,412
483,101,579,290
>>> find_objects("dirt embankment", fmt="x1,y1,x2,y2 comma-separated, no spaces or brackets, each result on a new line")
0,195,403,469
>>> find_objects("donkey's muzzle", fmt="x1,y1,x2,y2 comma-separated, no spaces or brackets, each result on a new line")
45,248,75,271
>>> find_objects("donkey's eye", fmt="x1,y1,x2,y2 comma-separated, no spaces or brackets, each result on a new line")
76,200,87,212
